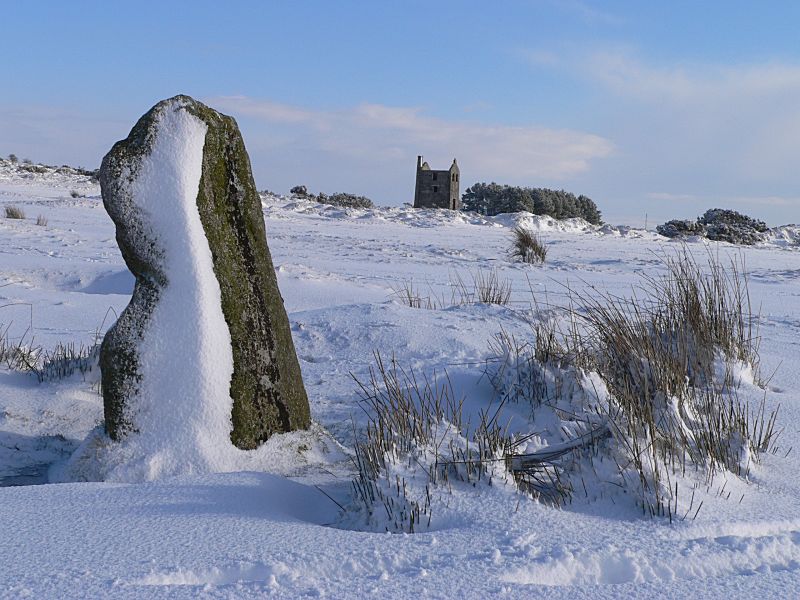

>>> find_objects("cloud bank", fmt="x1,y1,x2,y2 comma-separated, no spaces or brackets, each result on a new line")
521,47,800,224
207,95,613,202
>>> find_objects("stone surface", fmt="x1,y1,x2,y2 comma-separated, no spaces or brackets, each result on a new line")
99,95,310,450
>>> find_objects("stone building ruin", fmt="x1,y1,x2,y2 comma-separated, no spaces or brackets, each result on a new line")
413,155,460,210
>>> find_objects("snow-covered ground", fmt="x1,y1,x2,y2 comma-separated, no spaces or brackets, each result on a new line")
1,160,800,598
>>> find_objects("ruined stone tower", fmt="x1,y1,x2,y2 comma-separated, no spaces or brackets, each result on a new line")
413,156,460,210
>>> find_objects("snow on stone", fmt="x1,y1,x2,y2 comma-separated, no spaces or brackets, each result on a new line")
63,103,245,482
120,103,236,478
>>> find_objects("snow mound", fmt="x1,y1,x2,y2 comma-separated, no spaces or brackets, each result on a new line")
261,194,499,228
0,158,98,193
765,224,800,248
260,194,658,238
507,212,654,238
497,212,596,234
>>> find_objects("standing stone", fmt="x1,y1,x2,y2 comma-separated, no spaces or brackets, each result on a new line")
100,95,310,451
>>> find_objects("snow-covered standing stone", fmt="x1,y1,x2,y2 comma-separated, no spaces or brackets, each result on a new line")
99,95,310,452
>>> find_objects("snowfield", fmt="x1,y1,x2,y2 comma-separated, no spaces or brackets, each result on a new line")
1,161,800,599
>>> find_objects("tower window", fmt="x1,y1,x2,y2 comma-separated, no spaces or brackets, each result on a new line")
432,172,438,181
433,186,439,193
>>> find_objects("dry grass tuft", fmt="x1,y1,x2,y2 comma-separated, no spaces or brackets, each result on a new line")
511,226,547,264
390,280,442,310
364,248,778,526
452,270,512,306
488,247,780,518
393,270,513,310
5,206,25,219
351,352,509,532
1,322,99,383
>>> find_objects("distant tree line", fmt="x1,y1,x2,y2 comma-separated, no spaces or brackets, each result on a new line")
461,182,602,224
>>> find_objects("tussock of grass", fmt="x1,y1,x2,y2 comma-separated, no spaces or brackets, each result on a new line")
351,352,509,532
487,248,780,518
0,328,39,372
5,206,25,219
510,226,547,264
362,248,777,524
579,250,775,514
1,323,99,383
390,280,441,310
36,342,100,383
392,269,512,310
453,270,512,305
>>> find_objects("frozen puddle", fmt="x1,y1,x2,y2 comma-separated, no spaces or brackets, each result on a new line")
501,531,800,586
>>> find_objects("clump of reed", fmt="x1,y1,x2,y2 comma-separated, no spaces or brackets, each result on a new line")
4,206,25,219
0,324,99,383
488,247,780,518
510,226,547,264
351,352,509,532
392,269,512,309
360,248,780,526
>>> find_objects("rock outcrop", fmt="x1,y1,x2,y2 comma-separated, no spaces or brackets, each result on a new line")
99,95,310,453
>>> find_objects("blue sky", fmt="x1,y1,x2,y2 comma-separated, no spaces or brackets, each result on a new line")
3,1,800,225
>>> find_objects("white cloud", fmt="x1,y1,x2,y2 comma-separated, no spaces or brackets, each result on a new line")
587,53,800,189
208,95,613,184
647,192,800,208
547,0,625,26
517,46,800,223
0,106,129,169
217,97,319,125
584,51,800,104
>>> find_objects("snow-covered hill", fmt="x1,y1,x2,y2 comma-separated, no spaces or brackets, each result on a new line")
1,163,800,598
